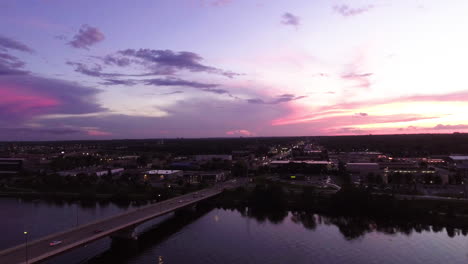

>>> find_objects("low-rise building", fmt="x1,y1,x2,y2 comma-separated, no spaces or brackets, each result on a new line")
58,167,124,177
448,155,468,170
0,158,24,175
144,169,182,181
347,163,383,182
183,171,226,184
269,160,331,174
195,154,232,162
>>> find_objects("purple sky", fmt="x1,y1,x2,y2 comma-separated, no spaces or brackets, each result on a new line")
1,0,468,140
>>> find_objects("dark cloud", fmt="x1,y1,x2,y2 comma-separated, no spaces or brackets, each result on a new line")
66,61,152,78
118,49,240,78
281,12,300,27
144,77,218,88
0,35,34,53
68,49,240,79
97,76,229,95
66,61,103,77
68,25,105,49
144,77,231,95
0,52,28,76
355,112,368,117
160,91,184,95
99,55,132,67
99,79,138,86
0,36,32,76
201,87,230,94
248,93,307,104
273,94,307,104
333,5,373,17
0,63,28,76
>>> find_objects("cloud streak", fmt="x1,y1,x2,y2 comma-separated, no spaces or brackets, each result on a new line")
248,93,307,104
333,4,374,17
433,124,468,130
0,35,33,53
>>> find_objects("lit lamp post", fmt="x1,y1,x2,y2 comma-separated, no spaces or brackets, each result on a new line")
24,231,28,264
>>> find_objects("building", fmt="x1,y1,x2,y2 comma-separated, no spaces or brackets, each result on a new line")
269,160,331,174
448,156,468,170
347,163,383,182
58,168,124,177
144,170,183,180
329,152,384,163
195,155,232,162
0,158,24,175
183,171,226,184
199,171,226,183
270,160,331,167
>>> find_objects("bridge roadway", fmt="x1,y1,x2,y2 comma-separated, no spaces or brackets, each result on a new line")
0,180,245,264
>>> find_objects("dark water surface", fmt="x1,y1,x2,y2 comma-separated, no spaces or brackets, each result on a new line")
1,198,468,264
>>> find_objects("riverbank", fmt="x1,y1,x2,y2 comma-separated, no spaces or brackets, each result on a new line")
210,184,468,229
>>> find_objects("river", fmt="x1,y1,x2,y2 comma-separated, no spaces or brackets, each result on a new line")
1,198,468,264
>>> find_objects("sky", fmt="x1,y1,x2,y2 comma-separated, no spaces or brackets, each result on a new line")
1,0,468,140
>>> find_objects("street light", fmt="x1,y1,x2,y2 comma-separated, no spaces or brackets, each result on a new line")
24,231,28,264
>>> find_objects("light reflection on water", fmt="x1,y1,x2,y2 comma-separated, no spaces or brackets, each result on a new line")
94,208,468,264
2,197,468,264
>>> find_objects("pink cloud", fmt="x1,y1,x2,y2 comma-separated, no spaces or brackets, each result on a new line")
0,75,105,124
85,129,112,136
226,129,253,136
0,85,61,118
273,90,468,127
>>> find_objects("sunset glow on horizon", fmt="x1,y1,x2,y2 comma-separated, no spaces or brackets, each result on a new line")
1,0,468,140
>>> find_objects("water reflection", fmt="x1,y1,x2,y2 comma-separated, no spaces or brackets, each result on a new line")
87,208,212,263
6,196,467,264
89,206,468,264
232,206,468,241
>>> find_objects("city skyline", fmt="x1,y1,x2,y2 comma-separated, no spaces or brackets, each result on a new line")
2,0,468,140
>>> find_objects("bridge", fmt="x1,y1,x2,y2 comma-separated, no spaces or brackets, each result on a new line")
0,180,245,264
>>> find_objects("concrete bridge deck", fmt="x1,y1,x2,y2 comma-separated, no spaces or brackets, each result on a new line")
0,180,244,264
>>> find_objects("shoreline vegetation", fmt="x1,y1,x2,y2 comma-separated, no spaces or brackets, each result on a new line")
4,178,468,230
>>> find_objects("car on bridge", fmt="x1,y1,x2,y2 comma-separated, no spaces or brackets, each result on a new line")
49,240,62,246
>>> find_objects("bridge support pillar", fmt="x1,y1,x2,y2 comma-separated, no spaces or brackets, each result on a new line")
111,225,138,241
175,203,197,216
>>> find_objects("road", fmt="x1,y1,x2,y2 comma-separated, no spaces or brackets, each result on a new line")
0,180,245,264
